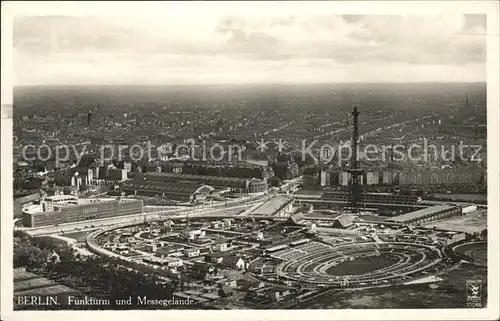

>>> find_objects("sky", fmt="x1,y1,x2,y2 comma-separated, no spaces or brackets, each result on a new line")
12,9,487,85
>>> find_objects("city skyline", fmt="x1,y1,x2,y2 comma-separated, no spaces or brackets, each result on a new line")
13,11,486,85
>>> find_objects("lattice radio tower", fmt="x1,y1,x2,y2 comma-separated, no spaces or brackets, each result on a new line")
346,104,364,214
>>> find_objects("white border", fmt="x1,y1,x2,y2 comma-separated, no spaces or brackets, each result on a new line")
1,1,499,321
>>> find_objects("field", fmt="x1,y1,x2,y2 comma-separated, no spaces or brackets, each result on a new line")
454,241,487,265
14,277,55,292
16,285,79,296
325,255,397,276
14,270,81,308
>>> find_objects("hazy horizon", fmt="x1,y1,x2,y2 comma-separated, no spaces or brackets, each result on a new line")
13,82,485,112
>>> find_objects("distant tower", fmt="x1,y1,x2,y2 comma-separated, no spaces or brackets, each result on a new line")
87,111,93,127
346,104,364,214
216,118,225,134
88,101,99,128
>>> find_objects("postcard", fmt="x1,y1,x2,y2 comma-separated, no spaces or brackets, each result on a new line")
1,1,499,321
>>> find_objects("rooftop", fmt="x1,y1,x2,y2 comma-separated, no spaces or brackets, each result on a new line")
334,214,355,227
389,204,457,223
144,172,250,182
15,192,44,204
141,172,263,188
120,180,214,195
287,213,306,225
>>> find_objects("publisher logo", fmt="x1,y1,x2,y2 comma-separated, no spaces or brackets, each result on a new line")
466,279,482,308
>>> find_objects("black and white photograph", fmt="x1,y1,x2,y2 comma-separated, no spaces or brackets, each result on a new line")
1,1,499,320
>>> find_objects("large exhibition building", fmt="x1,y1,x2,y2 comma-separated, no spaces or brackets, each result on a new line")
136,172,268,194
22,198,143,228
119,180,215,202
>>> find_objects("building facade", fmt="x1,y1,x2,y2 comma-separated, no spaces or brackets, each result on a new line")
248,178,268,193
119,180,215,202
365,171,380,185
320,171,331,187
331,168,485,187
108,168,128,181
41,195,79,212
396,169,485,186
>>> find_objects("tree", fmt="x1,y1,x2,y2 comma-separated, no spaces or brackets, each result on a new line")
14,238,34,268
58,246,75,262
14,230,30,240
31,236,60,250
23,244,46,270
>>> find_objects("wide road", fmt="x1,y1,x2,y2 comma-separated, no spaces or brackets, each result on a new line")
20,194,271,236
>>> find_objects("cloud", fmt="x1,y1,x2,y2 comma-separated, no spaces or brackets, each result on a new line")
12,13,486,85
344,15,485,64
210,14,486,65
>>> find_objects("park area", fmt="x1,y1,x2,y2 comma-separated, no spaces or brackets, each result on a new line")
14,270,82,310
453,241,487,265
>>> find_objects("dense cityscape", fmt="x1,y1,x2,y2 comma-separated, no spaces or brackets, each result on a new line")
12,82,488,310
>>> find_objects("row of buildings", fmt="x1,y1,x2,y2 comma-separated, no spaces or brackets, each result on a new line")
15,163,129,193
16,160,270,204
387,204,464,225
162,161,274,180
303,167,486,187
321,189,420,205
117,181,216,202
